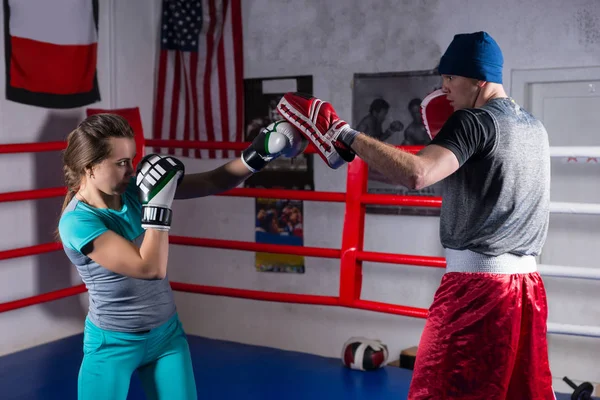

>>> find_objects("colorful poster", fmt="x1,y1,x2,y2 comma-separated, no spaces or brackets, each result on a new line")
254,198,305,273
243,75,314,273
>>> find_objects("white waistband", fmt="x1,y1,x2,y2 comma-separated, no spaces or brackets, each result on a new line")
444,249,537,274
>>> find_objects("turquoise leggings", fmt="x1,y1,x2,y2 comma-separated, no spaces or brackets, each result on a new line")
78,313,197,400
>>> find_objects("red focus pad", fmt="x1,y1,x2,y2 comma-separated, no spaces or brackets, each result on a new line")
277,92,349,169
420,89,454,140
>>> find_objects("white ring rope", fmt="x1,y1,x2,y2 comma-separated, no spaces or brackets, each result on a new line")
538,264,600,280
547,322,600,338
549,202,600,215
540,267,600,337
550,146,600,158
543,149,600,338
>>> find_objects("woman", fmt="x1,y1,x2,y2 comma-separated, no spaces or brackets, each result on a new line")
57,114,303,399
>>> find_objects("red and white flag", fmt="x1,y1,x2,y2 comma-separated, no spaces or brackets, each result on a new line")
3,0,100,109
152,0,244,159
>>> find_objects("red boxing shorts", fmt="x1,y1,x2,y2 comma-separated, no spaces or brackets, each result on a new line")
408,250,555,400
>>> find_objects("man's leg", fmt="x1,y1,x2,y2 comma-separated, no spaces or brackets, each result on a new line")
408,272,524,400
506,272,556,400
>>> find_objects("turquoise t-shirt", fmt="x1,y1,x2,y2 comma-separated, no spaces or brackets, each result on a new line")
58,179,176,332
60,179,144,252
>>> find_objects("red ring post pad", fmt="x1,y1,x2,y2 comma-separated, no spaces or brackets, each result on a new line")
86,107,146,168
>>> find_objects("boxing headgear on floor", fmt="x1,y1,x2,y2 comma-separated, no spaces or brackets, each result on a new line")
341,337,389,371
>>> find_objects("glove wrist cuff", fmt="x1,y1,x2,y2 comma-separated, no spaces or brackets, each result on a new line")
241,148,269,173
141,205,173,230
337,126,360,148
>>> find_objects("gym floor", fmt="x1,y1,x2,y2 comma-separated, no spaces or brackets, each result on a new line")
0,334,593,399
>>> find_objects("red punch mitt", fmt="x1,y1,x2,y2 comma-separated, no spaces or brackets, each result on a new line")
420,89,454,140
277,92,356,169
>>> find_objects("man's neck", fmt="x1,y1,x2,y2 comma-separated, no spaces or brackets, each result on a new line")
475,83,508,108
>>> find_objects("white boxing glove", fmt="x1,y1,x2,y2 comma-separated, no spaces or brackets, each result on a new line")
136,154,185,230
241,120,307,172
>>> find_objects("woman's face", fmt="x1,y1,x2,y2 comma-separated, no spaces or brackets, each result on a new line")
88,137,136,195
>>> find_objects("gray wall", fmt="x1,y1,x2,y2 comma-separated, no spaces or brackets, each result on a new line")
0,0,598,394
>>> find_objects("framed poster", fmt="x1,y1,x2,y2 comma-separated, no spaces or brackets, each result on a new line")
352,69,443,216
243,75,314,273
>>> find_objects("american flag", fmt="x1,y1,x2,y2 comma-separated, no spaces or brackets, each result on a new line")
152,0,244,159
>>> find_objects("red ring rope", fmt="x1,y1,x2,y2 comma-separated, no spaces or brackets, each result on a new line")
0,137,433,318
0,284,87,313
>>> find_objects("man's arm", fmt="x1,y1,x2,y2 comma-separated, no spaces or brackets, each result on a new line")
350,134,460,190
175,158,252,199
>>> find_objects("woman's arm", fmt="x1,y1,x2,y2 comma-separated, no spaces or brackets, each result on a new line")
174,158,252,199
84,229,169,280
174,119,308,199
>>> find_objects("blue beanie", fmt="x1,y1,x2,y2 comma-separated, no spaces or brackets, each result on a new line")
438,31,504,84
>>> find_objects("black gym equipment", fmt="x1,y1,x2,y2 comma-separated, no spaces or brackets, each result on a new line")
563,376,594,400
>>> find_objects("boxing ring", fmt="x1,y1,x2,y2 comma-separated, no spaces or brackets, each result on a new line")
0,112,599,399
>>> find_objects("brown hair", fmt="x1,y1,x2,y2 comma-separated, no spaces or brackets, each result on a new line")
56,114,135,238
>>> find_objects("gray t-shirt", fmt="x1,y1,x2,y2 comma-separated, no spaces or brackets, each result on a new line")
430,97,550,257
58,179,176,332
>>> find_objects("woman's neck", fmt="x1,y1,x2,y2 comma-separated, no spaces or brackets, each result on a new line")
77,186,122,210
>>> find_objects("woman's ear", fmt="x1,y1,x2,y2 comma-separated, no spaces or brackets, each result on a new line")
85,166,95,180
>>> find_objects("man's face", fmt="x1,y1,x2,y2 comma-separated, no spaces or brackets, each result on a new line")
409,103,421,119
441,75,481,111
375,109,388,123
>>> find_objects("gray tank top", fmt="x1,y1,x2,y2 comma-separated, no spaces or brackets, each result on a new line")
59,180,176,332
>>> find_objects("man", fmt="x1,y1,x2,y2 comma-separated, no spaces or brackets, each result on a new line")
277,31,555,399
401,98,430,145
355,98,391,141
